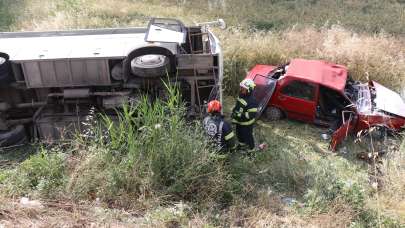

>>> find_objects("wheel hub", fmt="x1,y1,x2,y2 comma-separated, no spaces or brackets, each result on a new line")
133,55,166,67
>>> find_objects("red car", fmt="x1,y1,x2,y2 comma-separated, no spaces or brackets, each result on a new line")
245,59,405,150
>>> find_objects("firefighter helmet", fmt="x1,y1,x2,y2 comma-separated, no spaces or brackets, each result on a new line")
240,78,256,92
207,100,222,113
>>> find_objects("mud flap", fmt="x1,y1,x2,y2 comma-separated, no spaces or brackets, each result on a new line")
330,112,355,151
251,74,277,119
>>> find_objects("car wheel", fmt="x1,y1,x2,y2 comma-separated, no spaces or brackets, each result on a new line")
123,47,175,79
131,54,170,78
0,125,28,147
264,106,283,121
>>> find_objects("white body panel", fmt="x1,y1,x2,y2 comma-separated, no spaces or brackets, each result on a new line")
0,28,178,61
373,81,405,118
145,25,185,43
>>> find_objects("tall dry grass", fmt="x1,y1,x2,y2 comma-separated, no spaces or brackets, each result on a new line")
4,0,405,93
366,140,405,223
10,0,210,30
220,26,405,94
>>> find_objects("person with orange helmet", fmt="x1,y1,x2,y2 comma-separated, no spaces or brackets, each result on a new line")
203,100,236,151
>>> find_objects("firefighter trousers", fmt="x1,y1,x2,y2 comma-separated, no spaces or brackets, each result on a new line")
235,124,254,150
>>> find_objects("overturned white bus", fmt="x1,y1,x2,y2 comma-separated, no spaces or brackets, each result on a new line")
0,18,223,146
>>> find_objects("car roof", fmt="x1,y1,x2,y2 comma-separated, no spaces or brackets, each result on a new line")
285,59,348,92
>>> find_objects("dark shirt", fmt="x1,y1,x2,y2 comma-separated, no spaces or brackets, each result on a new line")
203,114,236,150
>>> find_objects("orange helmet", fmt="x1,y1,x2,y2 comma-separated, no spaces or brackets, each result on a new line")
207,100,222,113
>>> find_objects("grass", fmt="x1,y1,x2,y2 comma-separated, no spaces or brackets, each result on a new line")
2,85,237,210
1,0,404,92
0,95,404,226
3,0,405,35
0,0,405,226
164,0,405,35
221,26,405,94
1,147,67,198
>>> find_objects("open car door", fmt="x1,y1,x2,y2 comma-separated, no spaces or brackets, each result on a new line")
251,74,277,119
330,111,356,151
145,18,187,44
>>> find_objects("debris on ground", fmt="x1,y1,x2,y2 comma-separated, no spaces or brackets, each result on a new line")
321,133,330,140
338,146,348,154
281,197,297,207
258,143,268,150
19,197,43,209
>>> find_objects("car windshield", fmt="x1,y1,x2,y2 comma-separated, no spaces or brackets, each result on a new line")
252,74,277,118
344,79,372,113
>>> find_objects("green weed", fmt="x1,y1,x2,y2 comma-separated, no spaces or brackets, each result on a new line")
1,147,67,198
68,84,234,208
352,209,404,228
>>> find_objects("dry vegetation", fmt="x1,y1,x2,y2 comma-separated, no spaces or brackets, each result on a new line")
4,0,404,93
0,0,405,227
221,26,405,94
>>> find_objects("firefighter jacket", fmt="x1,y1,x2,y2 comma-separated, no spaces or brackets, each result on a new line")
231,93,258,126
203,114,236,150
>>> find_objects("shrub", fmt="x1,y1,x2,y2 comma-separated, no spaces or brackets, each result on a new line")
352,209,404,228
68,84,234,208
1,148,67,198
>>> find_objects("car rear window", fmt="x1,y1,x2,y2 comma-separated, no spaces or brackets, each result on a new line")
281,80,315,101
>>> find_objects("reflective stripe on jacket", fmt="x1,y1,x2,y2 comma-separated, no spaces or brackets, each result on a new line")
231,94,258,126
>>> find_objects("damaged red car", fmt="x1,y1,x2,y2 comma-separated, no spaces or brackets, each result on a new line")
246,59,405,150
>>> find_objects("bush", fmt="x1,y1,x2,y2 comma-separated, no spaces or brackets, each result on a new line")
1,148,67,198
352,209,404,228
68,84,234,208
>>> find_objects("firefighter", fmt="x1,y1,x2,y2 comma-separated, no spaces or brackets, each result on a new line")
203,100,236,151
231,78,258,150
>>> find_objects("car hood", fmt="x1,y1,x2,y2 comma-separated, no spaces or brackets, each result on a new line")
372,81,405,118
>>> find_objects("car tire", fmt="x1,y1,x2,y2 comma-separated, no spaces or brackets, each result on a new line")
0,125,27,147
123,47,175,79
131,54,170,78
0,52,14,85
264,106,283,121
